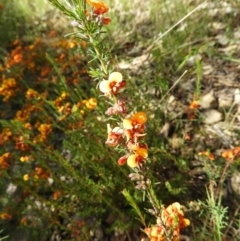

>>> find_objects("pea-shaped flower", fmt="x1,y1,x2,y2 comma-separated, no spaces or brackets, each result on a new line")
123,111,147,130
127,154,145,168
99,72,126,96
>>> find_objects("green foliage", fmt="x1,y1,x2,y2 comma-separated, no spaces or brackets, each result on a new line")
122,189,146,226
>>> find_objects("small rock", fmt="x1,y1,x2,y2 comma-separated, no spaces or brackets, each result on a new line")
218,95,233,109
237,106,240,122
230,171,240,196
187,54,202,67
234,89,240,104
211,22,225,31
203,64,214,75
94,226,104,241
159,122,171,138
48,178,54,185
6,183,17,195
62,149,73,161
199,90,217,109
216,34,229,46
168,95,175,104
170,135,184,149
110,231,127,241
202,109,223,124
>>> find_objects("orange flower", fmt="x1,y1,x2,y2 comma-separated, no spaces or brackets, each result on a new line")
0,152,11,169
0,212,12,220
26,89,39,99
123,112,147,142
13,53,23,63
15,135,31,151
161,202,190,229
222,146,240,161
233,147,240,156
187,99,200,120
20,217,28,225
144,226,164,241
38,124,52,136
0,78,17,101
99,72,126,95
144,203,190,241
86,0,109,14
127,141,148,158
189,100,200,110
40,66,51,77
53,190,62,200
34,167,50,179
123,112,147,129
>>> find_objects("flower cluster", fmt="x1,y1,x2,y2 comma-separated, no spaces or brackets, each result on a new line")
0,33,100,230
99,72,148,168
143,203,190,241
0,128,12,145
37,123,52,143
23,166,50,182
198,150,215,161
222,146,240,162
54,91,97,121
0,78,17,101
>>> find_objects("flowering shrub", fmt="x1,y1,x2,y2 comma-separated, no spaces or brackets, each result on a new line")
0,28,131,239
46,0,192,240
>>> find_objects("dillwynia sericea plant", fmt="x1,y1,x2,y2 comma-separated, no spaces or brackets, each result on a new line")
48,0,190,240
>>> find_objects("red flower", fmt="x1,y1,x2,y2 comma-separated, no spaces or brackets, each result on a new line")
118,155,128,165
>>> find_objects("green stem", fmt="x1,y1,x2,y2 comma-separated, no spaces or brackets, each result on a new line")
87,34,108,76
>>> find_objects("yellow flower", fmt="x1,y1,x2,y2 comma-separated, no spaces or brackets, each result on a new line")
127,154,145,168
23,174,29,181
85,98,97,109
38,124,52,136
127,141,148,158
20,156,31,162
